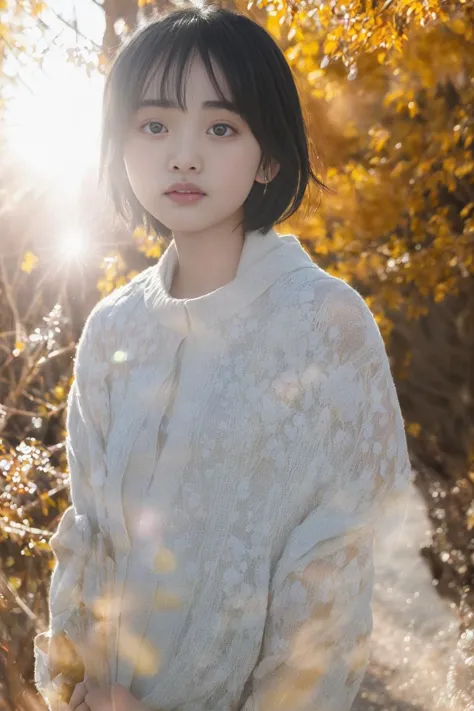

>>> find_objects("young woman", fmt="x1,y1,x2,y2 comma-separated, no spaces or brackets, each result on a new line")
33,6,412,711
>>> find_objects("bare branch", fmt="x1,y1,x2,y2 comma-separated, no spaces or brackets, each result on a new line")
47,5,102,51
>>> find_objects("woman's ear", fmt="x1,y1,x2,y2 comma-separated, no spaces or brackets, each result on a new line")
255,161,280,185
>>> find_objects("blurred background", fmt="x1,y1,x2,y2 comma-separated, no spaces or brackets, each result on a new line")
0,1,473,710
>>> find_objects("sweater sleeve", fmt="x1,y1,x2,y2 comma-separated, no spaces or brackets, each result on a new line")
238,287,412,711
33,308,108,708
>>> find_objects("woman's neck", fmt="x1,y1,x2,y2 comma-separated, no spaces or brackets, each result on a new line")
169,228,245,299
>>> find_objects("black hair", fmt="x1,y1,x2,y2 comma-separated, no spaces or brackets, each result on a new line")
98,4,331,242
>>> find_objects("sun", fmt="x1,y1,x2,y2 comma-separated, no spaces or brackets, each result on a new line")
3,50,104,197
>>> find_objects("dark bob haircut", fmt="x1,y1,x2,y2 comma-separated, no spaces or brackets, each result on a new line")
99,4,331,242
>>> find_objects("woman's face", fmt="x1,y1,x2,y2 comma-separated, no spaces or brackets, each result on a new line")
123,53,272,239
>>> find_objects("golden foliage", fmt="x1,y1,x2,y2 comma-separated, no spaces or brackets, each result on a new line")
245,0,473,344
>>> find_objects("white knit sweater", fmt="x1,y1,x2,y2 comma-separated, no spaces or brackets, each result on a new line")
33,227,412,711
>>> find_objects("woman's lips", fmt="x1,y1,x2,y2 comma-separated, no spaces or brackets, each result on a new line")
165,192,206,204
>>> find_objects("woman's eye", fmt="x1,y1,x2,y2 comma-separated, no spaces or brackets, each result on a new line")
209,123,236,137
142,121,165,135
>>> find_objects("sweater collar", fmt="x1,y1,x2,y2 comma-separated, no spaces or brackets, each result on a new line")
143,227,316,334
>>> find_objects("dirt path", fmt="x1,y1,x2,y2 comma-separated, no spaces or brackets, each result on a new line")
352,482,467,711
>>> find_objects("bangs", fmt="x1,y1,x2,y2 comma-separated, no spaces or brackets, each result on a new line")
139,37,234,116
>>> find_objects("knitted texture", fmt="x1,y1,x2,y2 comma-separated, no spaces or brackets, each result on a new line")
33,228,412,711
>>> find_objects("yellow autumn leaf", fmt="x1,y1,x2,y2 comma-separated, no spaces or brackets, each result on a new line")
54,386,65,400
133,224,147,240
323,38,339,55
266,12,282,40
20,251,39,274
31,1,46,14
451,19,465,35
460,203,474,219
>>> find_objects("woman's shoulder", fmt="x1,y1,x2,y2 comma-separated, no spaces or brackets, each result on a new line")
282,263,378,332
92,265,153,320
77,266,155,358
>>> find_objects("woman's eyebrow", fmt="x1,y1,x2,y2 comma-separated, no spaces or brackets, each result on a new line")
137,98,242,115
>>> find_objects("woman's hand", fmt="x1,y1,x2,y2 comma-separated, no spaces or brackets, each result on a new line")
69,678,147,711
47,632,85,707
48,632,85,685
68,678,89,711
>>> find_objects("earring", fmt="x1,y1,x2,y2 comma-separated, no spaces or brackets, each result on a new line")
263,171,269,198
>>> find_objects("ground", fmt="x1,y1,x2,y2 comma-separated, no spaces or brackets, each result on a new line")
352,482,467,711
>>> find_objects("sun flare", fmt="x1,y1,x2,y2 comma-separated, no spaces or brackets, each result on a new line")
3,50,104,196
